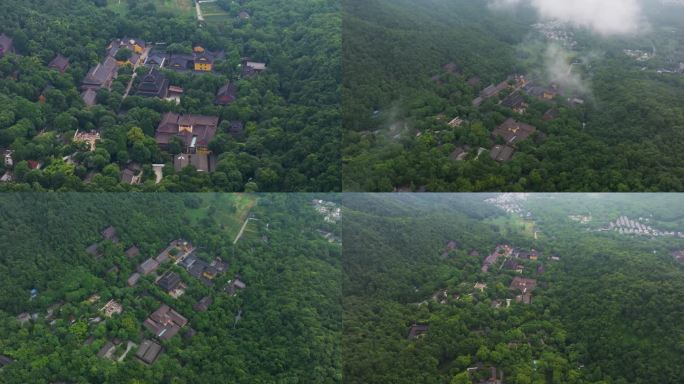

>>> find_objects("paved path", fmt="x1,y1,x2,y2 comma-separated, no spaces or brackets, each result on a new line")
117,342,137,362
195,1,204,21
152,164,164,184
234,217,257,244
122,47,150,99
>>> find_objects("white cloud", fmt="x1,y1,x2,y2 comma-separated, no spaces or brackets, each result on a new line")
490,0,644,36
488,0,523,8
543,44,589,95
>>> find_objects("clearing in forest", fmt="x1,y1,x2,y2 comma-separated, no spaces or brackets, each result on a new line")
200,2,231,24
186,194,257,238
106,0,195,17
487,215,539,240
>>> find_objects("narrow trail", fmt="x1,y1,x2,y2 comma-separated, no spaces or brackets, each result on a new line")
234,217,257,244
195,1,204,22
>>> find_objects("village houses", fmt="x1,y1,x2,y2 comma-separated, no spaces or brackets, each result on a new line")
135,68,170,98
490,145,515,163
492,118,536,146
81,38,147,106
48,54,70,73
144,46,222,73
214,82,238,105
241,59,267,77
407,323,429,340
136,339,163,365
100,299,123,317
155,112,219,153
73,130,101,151
143,304,188,341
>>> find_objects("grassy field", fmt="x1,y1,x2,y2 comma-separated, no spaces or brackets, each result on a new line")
200,2,231,25
486,215,539,241
107,0,195,17
185,194,257,239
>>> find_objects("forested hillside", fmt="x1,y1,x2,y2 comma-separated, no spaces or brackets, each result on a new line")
342,194,684,383
343,0,684,192
0,0,340,192
0,193,342,383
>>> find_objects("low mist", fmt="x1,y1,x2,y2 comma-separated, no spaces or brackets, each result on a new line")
490,0,645,36
544,44,590,95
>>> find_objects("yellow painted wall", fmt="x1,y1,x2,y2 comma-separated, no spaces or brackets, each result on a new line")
194,63,212,72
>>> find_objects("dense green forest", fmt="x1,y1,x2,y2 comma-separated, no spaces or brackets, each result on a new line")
0,193,342,383
342,193,684,383
343,0,684,191
0,0,340,192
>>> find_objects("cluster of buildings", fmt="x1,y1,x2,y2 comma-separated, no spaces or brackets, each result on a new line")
623,49,653,62
480,243,543,304
481,244,538,269
155,112,220,173
461,68,585,163
568,214,592,224
510,276,537,304
311,199,341,223
481,244,512,273
80,37,267,110
500,91,528,115
1,33,269,184
317,229,341,244
532,21,578,49
120,239,244,364
466,73,556,162
485,193,531,216
136,57,245,107
15,229,252,367
144,46,222,73
179,252,229,286
81,38,147,106
600,216,684,237
127,238,243,296
472,74,527,108
128,239,194,286
523,82,559,102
